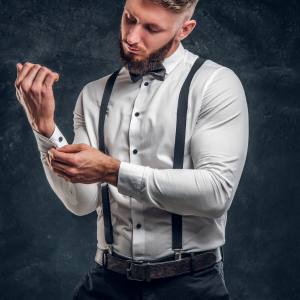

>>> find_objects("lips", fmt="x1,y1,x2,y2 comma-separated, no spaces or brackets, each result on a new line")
126,44,140,53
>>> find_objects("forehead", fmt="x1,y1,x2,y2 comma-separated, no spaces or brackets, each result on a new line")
124,0,180,29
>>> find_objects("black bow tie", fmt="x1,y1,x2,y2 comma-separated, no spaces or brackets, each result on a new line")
128,64,166,83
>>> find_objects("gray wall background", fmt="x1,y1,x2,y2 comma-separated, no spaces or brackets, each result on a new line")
0,0,299,299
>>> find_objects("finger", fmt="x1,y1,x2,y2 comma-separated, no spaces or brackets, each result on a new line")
51,160,77,176
33,66,54,88
34,66,51,90
52,168,71,181
46,153,51,167
16,63,23,74
15,62,35,87
20,64,42,92
48,148,76,166
44,72,59,89
56,143,89,153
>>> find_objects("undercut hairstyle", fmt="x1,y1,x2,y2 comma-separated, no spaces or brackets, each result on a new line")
149,0,199,16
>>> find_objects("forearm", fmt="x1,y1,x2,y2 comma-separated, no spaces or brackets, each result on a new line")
32,127,99,216
41,155,99,216
117,162,235,219
117,67,249,219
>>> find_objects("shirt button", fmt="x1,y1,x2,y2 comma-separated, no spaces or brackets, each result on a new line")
58,136,63,142
135,112,140,117
136,223,142,229
144,82,149,86
133,149,138,154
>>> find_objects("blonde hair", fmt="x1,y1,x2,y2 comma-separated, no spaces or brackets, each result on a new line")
149,0,199,14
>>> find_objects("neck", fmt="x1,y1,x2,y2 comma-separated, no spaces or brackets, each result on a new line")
164,41,180,59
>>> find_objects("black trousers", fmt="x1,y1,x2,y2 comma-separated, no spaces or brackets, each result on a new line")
72,259,230,300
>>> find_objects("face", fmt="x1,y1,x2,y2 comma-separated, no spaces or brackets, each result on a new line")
119,0,196,75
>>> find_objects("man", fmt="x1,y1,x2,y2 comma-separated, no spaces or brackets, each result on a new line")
15,0,249,299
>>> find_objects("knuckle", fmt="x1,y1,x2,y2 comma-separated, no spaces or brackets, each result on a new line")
41,66,49,73
69,168,77,176
24,62,32,67
72,156,79,165
41,86,49,96
30,84,40,95
21,81,30,92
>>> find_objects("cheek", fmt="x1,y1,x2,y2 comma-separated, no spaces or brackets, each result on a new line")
144,35,166,52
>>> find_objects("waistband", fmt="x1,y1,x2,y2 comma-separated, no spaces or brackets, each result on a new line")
95,246,223,265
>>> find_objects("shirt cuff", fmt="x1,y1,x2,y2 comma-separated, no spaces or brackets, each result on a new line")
32,125,68,153
117,161,147,198
48,125,68,148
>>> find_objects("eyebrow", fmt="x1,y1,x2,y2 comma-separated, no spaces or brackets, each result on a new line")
125,8,165,31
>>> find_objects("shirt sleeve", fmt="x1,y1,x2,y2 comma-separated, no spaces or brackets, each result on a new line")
117,67,249,219
32,87,100,216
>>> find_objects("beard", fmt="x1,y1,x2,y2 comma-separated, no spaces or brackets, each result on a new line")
119,28,176,75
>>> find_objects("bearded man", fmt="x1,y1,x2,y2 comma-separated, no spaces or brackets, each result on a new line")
15,0,248,299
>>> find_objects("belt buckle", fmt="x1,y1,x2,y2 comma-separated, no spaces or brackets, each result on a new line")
126,260,150,282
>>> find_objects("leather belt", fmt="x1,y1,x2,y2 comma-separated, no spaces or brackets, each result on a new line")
95,247,222,282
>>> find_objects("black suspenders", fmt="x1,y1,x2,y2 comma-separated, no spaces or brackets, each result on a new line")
98,70,121,248
98,56,207,258
171,56,206,259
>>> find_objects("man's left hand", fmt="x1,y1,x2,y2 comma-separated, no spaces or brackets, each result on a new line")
47,144,121,185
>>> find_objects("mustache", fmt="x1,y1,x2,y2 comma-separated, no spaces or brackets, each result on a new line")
123,41,140,50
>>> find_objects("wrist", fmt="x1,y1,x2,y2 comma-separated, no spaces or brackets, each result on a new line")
32,120,55,138
104,157,121,187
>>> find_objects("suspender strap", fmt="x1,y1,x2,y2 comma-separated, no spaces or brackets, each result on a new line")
98,69,121,246
99,70,121,154
101,184,114,245
172,56,206,256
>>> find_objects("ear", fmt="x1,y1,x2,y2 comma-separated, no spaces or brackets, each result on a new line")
177,19,197,41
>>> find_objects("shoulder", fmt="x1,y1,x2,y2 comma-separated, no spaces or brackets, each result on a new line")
185,51,246,101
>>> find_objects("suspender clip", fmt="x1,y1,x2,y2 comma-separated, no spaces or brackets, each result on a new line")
107,244,113,255
174,248,183,260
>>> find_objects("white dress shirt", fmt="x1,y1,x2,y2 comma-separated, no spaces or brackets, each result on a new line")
32,42,249,261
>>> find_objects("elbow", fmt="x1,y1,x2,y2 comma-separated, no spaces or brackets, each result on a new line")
203,201,229,219
63,201,96,216
58,190,97,217
195,170,233,218
68,206,90,216
64,183,98,216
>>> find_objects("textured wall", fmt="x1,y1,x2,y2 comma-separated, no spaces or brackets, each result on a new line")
0,0,299,299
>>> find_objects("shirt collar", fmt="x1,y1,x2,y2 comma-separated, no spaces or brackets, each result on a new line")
162,42,185,75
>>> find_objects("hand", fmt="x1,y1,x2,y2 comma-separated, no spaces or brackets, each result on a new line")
15,61,60,137
47,144,121,185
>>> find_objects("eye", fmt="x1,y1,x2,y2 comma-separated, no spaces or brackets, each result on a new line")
145,26,160,33
125,14,136,24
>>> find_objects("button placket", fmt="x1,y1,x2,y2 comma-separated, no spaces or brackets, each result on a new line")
131,197,145,259
127,82,146,259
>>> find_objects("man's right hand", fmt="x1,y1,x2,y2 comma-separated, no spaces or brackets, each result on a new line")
15,62,60,138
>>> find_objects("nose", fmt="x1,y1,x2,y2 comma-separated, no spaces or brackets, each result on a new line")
126,25,142,46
